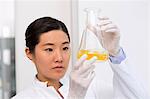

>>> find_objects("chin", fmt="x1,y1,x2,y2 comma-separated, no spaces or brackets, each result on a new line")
53,72,66,80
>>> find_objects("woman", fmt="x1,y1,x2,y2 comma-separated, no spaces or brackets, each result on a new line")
12,17,148,99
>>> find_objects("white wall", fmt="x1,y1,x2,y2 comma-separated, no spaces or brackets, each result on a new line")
77,0,150,95
148,0,150,95
15,0,71,92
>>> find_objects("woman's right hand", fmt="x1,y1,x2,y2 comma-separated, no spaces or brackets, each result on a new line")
68,54,97,99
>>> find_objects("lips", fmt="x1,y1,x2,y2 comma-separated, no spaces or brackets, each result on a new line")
52,66,64,70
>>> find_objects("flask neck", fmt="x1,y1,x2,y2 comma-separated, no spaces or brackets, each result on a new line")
85,10,96,27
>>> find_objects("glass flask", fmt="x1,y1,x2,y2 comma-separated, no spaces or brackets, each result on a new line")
77,8,108,61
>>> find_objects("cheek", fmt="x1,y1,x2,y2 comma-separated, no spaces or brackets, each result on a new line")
34,52,53,69
63,52,70,64
35,57,54,76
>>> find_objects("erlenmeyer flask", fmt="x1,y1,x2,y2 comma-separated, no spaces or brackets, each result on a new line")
77,8,108,61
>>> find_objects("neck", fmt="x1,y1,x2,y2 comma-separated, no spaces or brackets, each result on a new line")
47,80,62,90
36,74,62,90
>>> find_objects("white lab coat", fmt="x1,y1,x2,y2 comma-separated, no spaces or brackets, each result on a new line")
12,59,148,99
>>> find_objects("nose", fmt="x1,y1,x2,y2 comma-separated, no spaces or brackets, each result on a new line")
54,50,63,63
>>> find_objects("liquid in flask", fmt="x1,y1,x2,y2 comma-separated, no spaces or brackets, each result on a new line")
77,8,109,61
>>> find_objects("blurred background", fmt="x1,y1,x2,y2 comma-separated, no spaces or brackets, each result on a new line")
0,0,149,98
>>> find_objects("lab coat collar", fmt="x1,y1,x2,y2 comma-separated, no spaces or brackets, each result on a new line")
59,75,69,98
33,75,69,98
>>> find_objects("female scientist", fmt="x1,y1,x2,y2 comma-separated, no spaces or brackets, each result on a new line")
12,17,148,99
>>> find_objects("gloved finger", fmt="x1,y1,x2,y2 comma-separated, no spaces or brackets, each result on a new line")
102,24,120,37
98,16,109,20
79,64,95,76
97,20,112,26
74,54,87,70
78,56,97,75
84,56,97,66
81,64,95,78
105,28,120,33
101,24,117,31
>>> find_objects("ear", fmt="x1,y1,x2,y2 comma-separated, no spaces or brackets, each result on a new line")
25,47,34,61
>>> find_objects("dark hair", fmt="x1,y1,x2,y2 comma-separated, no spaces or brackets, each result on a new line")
25,17,70,53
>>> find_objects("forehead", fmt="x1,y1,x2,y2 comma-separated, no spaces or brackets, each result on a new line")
39,30,69,44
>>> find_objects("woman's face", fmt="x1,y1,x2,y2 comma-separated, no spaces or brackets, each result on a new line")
26,30,70,82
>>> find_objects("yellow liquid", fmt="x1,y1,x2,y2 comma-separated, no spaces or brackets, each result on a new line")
78,49,108,61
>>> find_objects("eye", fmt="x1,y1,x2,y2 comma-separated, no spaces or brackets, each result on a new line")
45,48,53,52
63,47,69,51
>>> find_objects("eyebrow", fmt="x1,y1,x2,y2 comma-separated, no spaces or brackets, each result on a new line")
62,41,70,45
43,41,70,46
